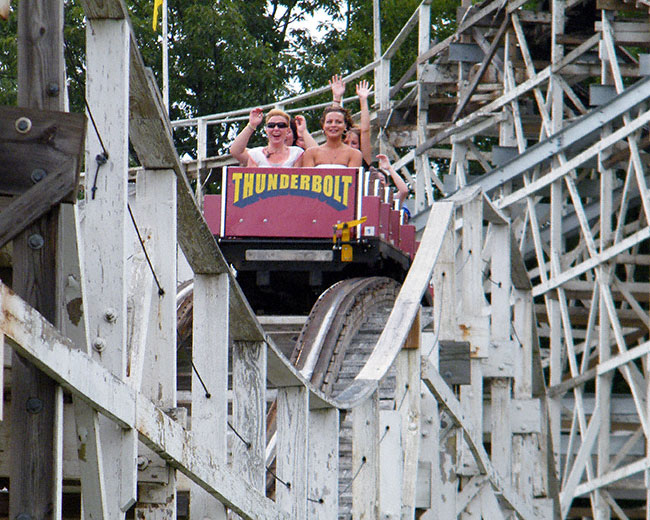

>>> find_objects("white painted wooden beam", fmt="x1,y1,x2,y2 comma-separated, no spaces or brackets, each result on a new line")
396,343,421,518
379,411,402,519
82,17,137,515
352,392,380,519
231,340,267,492
133,168,178,516
0,283,289,520
276,386,309,520
190,274,228,519
307,407,339,520
421,361,535,519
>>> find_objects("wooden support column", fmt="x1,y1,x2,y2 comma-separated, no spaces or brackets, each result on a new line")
231,340,267,492
547,0,566,481
396,311,421,518
415,1,433,211
548,0,565,476
81,15,137,516
190,274,228,519
513,290,533,400
458,197,485,480
596,62,614,520
11,1,64,518
512,288,537,506
489,224,513,486
276,386,309,520
422,216,457,519
307,407,339,520
379,410,402,519
351,391,379,520
133,169,178,518
195,118,207,210
372,0,382,107
58,203,110,520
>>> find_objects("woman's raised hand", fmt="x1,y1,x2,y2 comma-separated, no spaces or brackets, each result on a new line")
376,153,390,169
329,74,346,103
295,115,307,134
356,80,372,100
249,107,264,129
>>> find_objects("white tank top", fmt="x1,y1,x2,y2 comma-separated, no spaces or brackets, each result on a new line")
249,146,303,167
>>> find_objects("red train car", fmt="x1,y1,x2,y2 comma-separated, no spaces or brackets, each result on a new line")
203,166,414,314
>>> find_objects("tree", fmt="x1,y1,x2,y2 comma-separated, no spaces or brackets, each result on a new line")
0,8,16,107
0,0,459,158
292,0,458,95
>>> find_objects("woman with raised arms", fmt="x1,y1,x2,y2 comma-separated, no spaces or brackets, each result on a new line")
230,108,315,167
302,106,362,168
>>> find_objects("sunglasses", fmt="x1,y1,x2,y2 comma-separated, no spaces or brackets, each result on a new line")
266,122,288,129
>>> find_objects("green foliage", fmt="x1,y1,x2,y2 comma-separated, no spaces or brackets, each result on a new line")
0,0,460,159
294,0,458,92
0,9,17,106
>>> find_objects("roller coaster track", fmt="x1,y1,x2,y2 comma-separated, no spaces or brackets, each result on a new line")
178,276,402,517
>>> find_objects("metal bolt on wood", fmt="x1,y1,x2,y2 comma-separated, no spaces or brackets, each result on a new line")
104,308,117,323
92,337,106,352
30,168,47,183
14,117,31,133
137,456,149,470
27,234,44,250
46,82,59,96
25,397,43,414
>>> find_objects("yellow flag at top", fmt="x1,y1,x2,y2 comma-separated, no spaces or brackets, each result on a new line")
153,0,163,30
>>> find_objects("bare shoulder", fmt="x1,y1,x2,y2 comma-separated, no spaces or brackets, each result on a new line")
348,147,363,167
302,146,317,166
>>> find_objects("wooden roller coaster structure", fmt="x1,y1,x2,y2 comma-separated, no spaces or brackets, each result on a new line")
3,0,650,518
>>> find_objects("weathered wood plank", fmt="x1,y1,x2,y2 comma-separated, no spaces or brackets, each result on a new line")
438,341,471,386
0,282,289,520
276,386,309,520
379,410,402,519
307,407,339,520
11,1,65,517
0,106,85,197
80,0,127,19
0,165,80,250
82,17,137,514
57,202,110,520
133,168,178,517
125,237,154,389
232,340,267,491
396,338,420,518
352,392,379,520
490,379,512,482
74,403,109,517
190,274,229,519
456,475,487,516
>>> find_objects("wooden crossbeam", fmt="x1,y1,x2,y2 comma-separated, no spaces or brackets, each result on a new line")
451,14,510,123
0,106,85,248
0,281,290,520
0,106,85,197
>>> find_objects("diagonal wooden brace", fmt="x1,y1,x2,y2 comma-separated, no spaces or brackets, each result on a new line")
0,105,86,248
